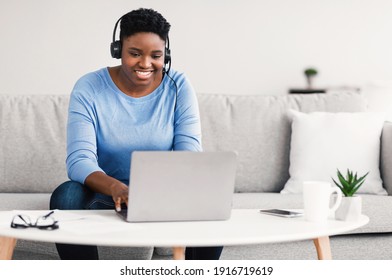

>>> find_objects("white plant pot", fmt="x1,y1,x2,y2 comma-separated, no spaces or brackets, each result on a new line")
335,196,362,221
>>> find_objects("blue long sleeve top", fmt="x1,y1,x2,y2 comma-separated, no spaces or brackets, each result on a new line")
66,67,202,185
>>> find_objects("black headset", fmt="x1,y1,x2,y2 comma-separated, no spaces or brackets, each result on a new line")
110,16,172,73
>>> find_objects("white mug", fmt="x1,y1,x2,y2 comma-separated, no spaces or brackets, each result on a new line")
303,181,342,223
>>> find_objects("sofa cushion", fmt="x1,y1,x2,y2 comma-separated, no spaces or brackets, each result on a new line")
197,92,367,193
282,110,387,195
0,95,69,193
0,193,51,210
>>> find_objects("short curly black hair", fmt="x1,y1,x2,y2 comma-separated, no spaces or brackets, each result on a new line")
120,8,171,41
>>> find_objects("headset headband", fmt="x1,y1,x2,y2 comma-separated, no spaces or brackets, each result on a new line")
112,16,123,44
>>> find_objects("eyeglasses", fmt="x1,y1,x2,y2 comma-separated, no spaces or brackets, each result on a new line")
11,211,59,230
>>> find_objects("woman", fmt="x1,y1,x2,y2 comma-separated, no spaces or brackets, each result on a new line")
50,8,223,260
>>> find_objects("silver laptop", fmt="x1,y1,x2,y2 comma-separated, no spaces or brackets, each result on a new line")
117,151,237,222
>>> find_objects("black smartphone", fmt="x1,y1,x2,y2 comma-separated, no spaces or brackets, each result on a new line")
259,209,303,218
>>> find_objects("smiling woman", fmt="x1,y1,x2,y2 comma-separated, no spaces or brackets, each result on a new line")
111,32,166,97
49,8,222,261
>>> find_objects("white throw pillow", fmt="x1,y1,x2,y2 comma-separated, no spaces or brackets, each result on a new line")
281,110,387,195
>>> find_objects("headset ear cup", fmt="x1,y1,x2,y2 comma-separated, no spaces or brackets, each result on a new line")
110,40,122,59
164,47,171,65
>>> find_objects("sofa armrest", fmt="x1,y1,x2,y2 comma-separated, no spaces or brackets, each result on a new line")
381,122,392,195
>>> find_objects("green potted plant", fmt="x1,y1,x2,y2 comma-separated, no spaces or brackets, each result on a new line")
304,68,318,89
332,169,368,221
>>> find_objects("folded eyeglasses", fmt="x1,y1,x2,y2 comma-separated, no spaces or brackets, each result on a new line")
11,211,59,230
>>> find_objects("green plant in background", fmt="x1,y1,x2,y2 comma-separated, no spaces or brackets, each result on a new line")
332,169,369,197
304,68,318,77
304,68,318,89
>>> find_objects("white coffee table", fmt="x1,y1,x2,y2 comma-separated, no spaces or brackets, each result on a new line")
0,209,368,260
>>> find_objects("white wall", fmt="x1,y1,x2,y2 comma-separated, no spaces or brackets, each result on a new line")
1,0,392,97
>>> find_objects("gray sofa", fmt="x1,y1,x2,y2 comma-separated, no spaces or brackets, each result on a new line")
1,92,392,260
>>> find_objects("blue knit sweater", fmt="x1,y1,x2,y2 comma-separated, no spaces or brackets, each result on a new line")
66,67,202,185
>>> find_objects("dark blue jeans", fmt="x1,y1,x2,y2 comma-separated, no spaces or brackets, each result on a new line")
50,181,223,260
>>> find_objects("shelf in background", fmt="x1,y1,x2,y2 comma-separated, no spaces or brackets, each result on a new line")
289,88,326,94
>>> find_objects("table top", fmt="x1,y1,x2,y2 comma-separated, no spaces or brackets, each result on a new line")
0,209,369,247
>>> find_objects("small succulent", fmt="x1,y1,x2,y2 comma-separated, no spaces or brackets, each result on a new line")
304,68,318,89
332,169,369,197
304,68,318,77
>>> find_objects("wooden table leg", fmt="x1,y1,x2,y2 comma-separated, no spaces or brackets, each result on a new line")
0,236,17,260
313,236,332,260
172,246,185,260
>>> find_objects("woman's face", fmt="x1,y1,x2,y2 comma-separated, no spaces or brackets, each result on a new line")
120,32,165,90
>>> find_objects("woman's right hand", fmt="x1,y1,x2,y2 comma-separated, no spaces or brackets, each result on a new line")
110,182,129,212
84,171,129,212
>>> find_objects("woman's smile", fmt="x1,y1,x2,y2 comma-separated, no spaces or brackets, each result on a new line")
134,69,155,80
